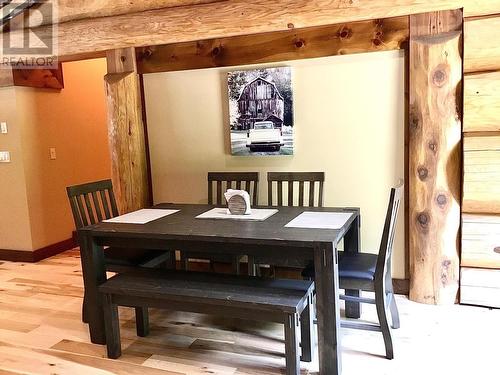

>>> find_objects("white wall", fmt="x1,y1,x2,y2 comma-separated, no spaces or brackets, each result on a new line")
144,50,406,278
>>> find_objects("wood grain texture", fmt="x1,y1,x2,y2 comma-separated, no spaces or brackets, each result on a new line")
8,0,225,28
107,48,138,74
464,16,500,73
460,267,500,308
11,65,64,90
464,71,500,132
5,0,500,59
461,214,500,268
408,10,462,305
463,135,500,213
137,16,409,74
104,69,149,214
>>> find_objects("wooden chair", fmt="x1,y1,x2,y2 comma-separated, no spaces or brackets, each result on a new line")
253,172,325,276
302,183,403,359
66,179,173,326
267,172,325,207
181,172,259,275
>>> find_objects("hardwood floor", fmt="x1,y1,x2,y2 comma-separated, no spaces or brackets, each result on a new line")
0,249,498,374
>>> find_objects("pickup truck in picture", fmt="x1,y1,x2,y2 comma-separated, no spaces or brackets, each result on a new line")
246,121,284,152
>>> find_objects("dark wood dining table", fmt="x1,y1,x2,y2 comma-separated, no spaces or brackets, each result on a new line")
78,203,361,375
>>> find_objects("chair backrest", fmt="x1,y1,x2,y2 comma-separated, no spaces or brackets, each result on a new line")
208,172,259,205
66,179,119,229
267,172,325,207
375,182,404,283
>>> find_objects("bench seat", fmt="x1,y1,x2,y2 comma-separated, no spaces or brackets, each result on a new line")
99,270,315,375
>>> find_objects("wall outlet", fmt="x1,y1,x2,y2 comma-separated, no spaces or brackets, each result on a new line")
0,122,7,134
49,147,57,160
0,151,11,162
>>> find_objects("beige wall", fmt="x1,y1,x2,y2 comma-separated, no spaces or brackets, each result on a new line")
144,50,406,278
0,58,111,251
0,86,33,251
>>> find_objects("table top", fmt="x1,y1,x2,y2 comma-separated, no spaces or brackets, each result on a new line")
79,203,359,248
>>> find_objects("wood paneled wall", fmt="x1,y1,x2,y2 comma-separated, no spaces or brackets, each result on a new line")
461,12,500,307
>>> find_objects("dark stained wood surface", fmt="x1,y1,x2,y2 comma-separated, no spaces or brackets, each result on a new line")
79,203,360,375
207,172,259,206
100,269,314,314
81,203,359,248
267,172,325,207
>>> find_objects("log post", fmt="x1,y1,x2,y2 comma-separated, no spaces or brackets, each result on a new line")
105,48,150,213
408,10,463,305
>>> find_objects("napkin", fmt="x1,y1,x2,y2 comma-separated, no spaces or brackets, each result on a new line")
224,189,252,214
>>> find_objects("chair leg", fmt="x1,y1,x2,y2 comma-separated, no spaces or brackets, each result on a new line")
247,256,256,276
231,256,241,275
284,313,300,375
135,307,149,337
82,292,89,323
103,294,122,359
388,292,400,329
180,252,189,271
375,285,394,360
300,294,315,362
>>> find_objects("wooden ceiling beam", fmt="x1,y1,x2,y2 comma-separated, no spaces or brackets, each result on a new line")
3,0,500,60
136,16,409,74
6,0,226,29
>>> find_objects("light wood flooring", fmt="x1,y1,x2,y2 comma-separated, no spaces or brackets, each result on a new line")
0,249,498,374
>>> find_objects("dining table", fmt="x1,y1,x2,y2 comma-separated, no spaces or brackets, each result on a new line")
78,203,361,375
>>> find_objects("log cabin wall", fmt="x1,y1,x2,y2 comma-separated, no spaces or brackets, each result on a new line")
461,14,500,308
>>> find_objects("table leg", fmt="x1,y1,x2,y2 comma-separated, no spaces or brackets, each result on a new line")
314,242,342,375
343,214,362,319
79,231,107,344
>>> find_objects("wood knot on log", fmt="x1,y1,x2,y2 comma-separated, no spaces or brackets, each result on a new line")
372,38,382,46
294,39,305,48
211,46,221,57
428,140,437,154
416,212,429,231
441,259,452,286
338,27,352,40
431,64,448,87
287,23,294,29
417,166,428,180
436,193,447,208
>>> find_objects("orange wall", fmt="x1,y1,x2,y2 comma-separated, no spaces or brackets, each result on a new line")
0,58,111,251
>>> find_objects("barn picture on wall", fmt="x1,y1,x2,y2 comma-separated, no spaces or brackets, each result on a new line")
227,67,293,156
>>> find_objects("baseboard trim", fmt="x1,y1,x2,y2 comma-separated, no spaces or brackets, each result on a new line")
0,237,77,262
393,278,410,295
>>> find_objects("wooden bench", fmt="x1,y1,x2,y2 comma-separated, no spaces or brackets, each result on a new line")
99,270,315,375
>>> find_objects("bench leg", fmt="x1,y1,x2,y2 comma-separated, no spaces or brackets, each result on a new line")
231,256,241,275
103,294,121,359
284,313,300,375
247,256,256,276
300,294,315,362
135,307,149,337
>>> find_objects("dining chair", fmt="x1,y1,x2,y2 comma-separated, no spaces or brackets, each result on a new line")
253,172,325,276
267,172,324,207
302,182,403,359
180,172,259,275
66,179,173,328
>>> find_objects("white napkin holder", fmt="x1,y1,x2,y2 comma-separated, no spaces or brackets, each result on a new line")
224,189,252,215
